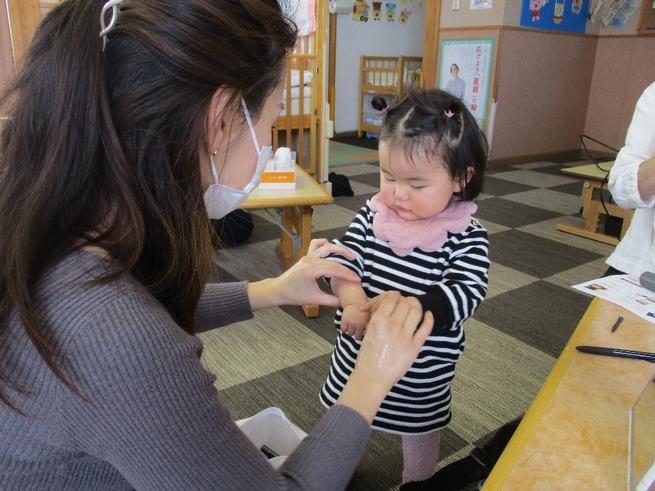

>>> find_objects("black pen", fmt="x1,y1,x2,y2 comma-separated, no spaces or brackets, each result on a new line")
576,345,655,363
610,316,624,333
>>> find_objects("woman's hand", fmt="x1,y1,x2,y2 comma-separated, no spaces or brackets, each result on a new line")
247,239,360,310
336,292,433,423
360,290,422,316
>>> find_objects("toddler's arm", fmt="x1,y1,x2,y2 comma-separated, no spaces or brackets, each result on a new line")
331,278,369,340
417,224,489,332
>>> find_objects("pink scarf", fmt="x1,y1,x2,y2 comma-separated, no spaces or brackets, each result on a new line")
370,194,477,257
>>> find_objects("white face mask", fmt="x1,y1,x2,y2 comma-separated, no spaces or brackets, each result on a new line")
204,98,273,220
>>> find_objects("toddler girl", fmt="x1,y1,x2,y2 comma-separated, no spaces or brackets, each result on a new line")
320,89,490,484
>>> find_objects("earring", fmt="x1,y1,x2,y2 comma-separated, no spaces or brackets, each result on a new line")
211,150,217,157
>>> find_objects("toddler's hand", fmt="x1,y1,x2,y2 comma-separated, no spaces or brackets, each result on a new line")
340,304,370,340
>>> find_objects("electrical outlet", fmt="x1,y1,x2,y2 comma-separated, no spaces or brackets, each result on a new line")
452,0,460,10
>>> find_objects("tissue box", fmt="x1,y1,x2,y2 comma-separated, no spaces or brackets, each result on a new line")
259,165,296,190
259,148,296,190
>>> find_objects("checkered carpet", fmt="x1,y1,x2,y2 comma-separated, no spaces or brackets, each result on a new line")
199,158,613,490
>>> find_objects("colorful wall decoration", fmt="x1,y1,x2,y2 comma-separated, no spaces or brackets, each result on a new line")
520,0,590,33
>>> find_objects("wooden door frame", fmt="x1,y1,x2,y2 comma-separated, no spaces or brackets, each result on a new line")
422,0,441,88
5,0,41,66
327,0,442,125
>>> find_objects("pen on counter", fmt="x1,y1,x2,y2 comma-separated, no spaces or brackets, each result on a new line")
610,316,624,333
576,345,655,363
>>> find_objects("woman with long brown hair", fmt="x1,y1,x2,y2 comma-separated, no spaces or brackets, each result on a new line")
0,1,433,489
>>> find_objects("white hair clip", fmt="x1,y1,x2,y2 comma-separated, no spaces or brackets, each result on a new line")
100,0,126,51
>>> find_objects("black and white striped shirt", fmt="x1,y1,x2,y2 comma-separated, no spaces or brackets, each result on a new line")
320,201,489,434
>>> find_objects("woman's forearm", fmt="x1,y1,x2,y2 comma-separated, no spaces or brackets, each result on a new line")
246,278,280,311
336,370,390,423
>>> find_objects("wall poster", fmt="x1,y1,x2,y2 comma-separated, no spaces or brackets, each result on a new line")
438,38,496,130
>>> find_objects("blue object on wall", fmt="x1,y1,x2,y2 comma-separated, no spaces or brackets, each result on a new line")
520,0,589,34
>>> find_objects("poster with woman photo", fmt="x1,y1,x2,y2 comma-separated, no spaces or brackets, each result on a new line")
438,38,495,130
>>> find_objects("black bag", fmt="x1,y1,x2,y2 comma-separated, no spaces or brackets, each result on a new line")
328,172,354,197
212,209,254,247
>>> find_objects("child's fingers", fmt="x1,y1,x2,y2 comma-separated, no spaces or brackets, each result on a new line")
403,304,423,335
412,311,433,348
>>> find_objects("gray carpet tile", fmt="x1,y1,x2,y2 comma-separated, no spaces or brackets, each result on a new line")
482,176,538,196
524,163,574,176
545,156,588,164
349,179,380,196
312,203,370,232
500,188,582,216
331,194,373,213
332,163,380,177
543,257,611,291
547,180,585,196
199,309,333,390
310,225,350,242
474,281,591,358
491,169,580,188
208,263,239,284
216,239,285,282
518,216,616,257
486,262,539,299
349,172,381,188
510,161,558,170
449,319,554,443
476,197,563,229
476,218,510,236
218,354,331,428
244,214,283,243
489,230,604,278
279,304,339,345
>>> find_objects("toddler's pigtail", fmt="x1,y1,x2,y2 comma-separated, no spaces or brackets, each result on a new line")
372,96,390,116
441,102,464,147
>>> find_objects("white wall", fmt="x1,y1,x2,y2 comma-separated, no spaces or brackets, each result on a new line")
334,4,425,133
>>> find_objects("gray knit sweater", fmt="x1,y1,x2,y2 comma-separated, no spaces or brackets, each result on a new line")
0,250,370,490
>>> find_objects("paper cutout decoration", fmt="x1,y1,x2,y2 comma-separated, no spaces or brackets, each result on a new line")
400,8,412,23
470,0,493,9
352,0,370,21
602,0,626,26
385,2,397,21
553,0,566,23
571,0,584,14
292,0,316,36
529,0,548,22
372,1,382,20
589,0,603,22
611,0,641,27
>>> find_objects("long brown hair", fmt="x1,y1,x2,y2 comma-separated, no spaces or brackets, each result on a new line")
0,0,296,409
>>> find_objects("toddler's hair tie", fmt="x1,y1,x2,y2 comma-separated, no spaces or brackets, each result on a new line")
444,109,455,118
382,107,389,115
